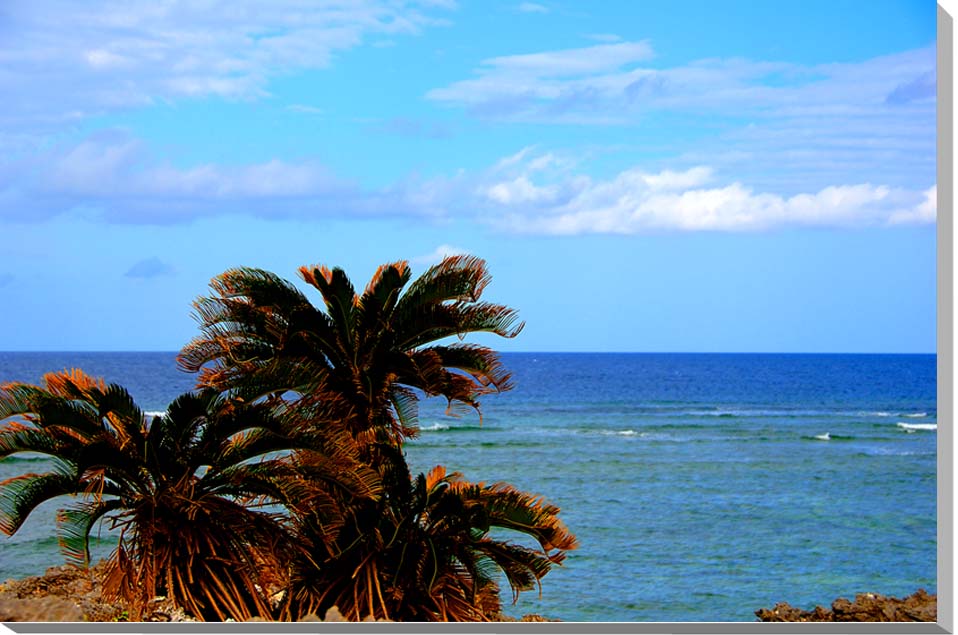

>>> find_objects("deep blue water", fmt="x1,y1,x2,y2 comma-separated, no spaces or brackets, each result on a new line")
0,352,937,622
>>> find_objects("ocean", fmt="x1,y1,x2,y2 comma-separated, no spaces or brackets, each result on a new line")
0,352,937,622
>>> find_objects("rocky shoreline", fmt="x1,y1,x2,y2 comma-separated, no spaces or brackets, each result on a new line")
0,563,554,622
756,590,937,622
0,563,938,623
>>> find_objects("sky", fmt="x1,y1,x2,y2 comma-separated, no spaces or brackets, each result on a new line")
0,0,938,353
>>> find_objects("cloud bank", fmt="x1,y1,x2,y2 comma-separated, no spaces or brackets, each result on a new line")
0,134,935,234
0,0,452,145
428,42,936,192
477,148,936,234
0,130,450,223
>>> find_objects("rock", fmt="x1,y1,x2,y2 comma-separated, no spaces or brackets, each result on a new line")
0,596,84,622
0,562,125,622
520,614,560,622
757,590,937,622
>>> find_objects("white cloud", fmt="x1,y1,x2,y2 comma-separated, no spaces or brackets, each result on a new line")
0,134,936,234
0,131,444,223
0,1,453,137
427,44,935,192
427,41,654,109
413,244,469,265
430,42,933,119
888,186,937,225
476,148,935,234
482,176,558,205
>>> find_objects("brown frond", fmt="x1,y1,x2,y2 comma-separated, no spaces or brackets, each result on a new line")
42,369,106,397
425,465,447,490
298,264,334,289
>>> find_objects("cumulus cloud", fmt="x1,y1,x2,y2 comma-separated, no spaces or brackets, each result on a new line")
125,257,175,279
474,148,936,234
888,186,937,225
0,133,936,235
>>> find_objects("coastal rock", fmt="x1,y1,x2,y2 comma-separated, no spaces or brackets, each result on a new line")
0,596,84,622
0,566,541,622
756,590,937,622
0,563,123,622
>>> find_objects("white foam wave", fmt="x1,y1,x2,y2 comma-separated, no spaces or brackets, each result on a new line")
598,429,645,437
896,422,937,432
814,432,830,441
421,423,450,431
903,412,928,418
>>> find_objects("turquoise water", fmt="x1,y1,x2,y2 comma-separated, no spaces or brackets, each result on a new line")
0,352,937,621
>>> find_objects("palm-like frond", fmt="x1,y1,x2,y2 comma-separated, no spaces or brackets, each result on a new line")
178,255,522,451
282,462,576,622
0,468,78,535
57,498,126,566
0,369,371,621
175,256,580,622
448,479,579,554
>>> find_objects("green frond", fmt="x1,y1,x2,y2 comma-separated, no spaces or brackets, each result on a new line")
211,267,310,309
298,265,357,338
0,423,73,461
57,497,125,566
452,481,579,553
72,440,148,495
417,344,515,392
399,255,491,310
397,301,524,351
470,539,552,600
0,383,101,440
96,384,146,452
388,386,420,431
0,467,78,536
356,263,411,347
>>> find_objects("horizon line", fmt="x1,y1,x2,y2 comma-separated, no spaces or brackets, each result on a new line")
0,350,938,355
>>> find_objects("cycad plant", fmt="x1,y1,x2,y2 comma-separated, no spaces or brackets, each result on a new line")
283,465,578,621
178,256,523,447
179,256,577,621
0,369,380,621
0,255,576,622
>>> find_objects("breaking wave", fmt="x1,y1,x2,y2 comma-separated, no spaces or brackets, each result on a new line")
897,422,937,432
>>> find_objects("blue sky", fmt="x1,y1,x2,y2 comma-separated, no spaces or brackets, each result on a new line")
0,1,937,352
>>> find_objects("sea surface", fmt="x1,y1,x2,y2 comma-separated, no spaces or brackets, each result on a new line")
0,352,937,622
